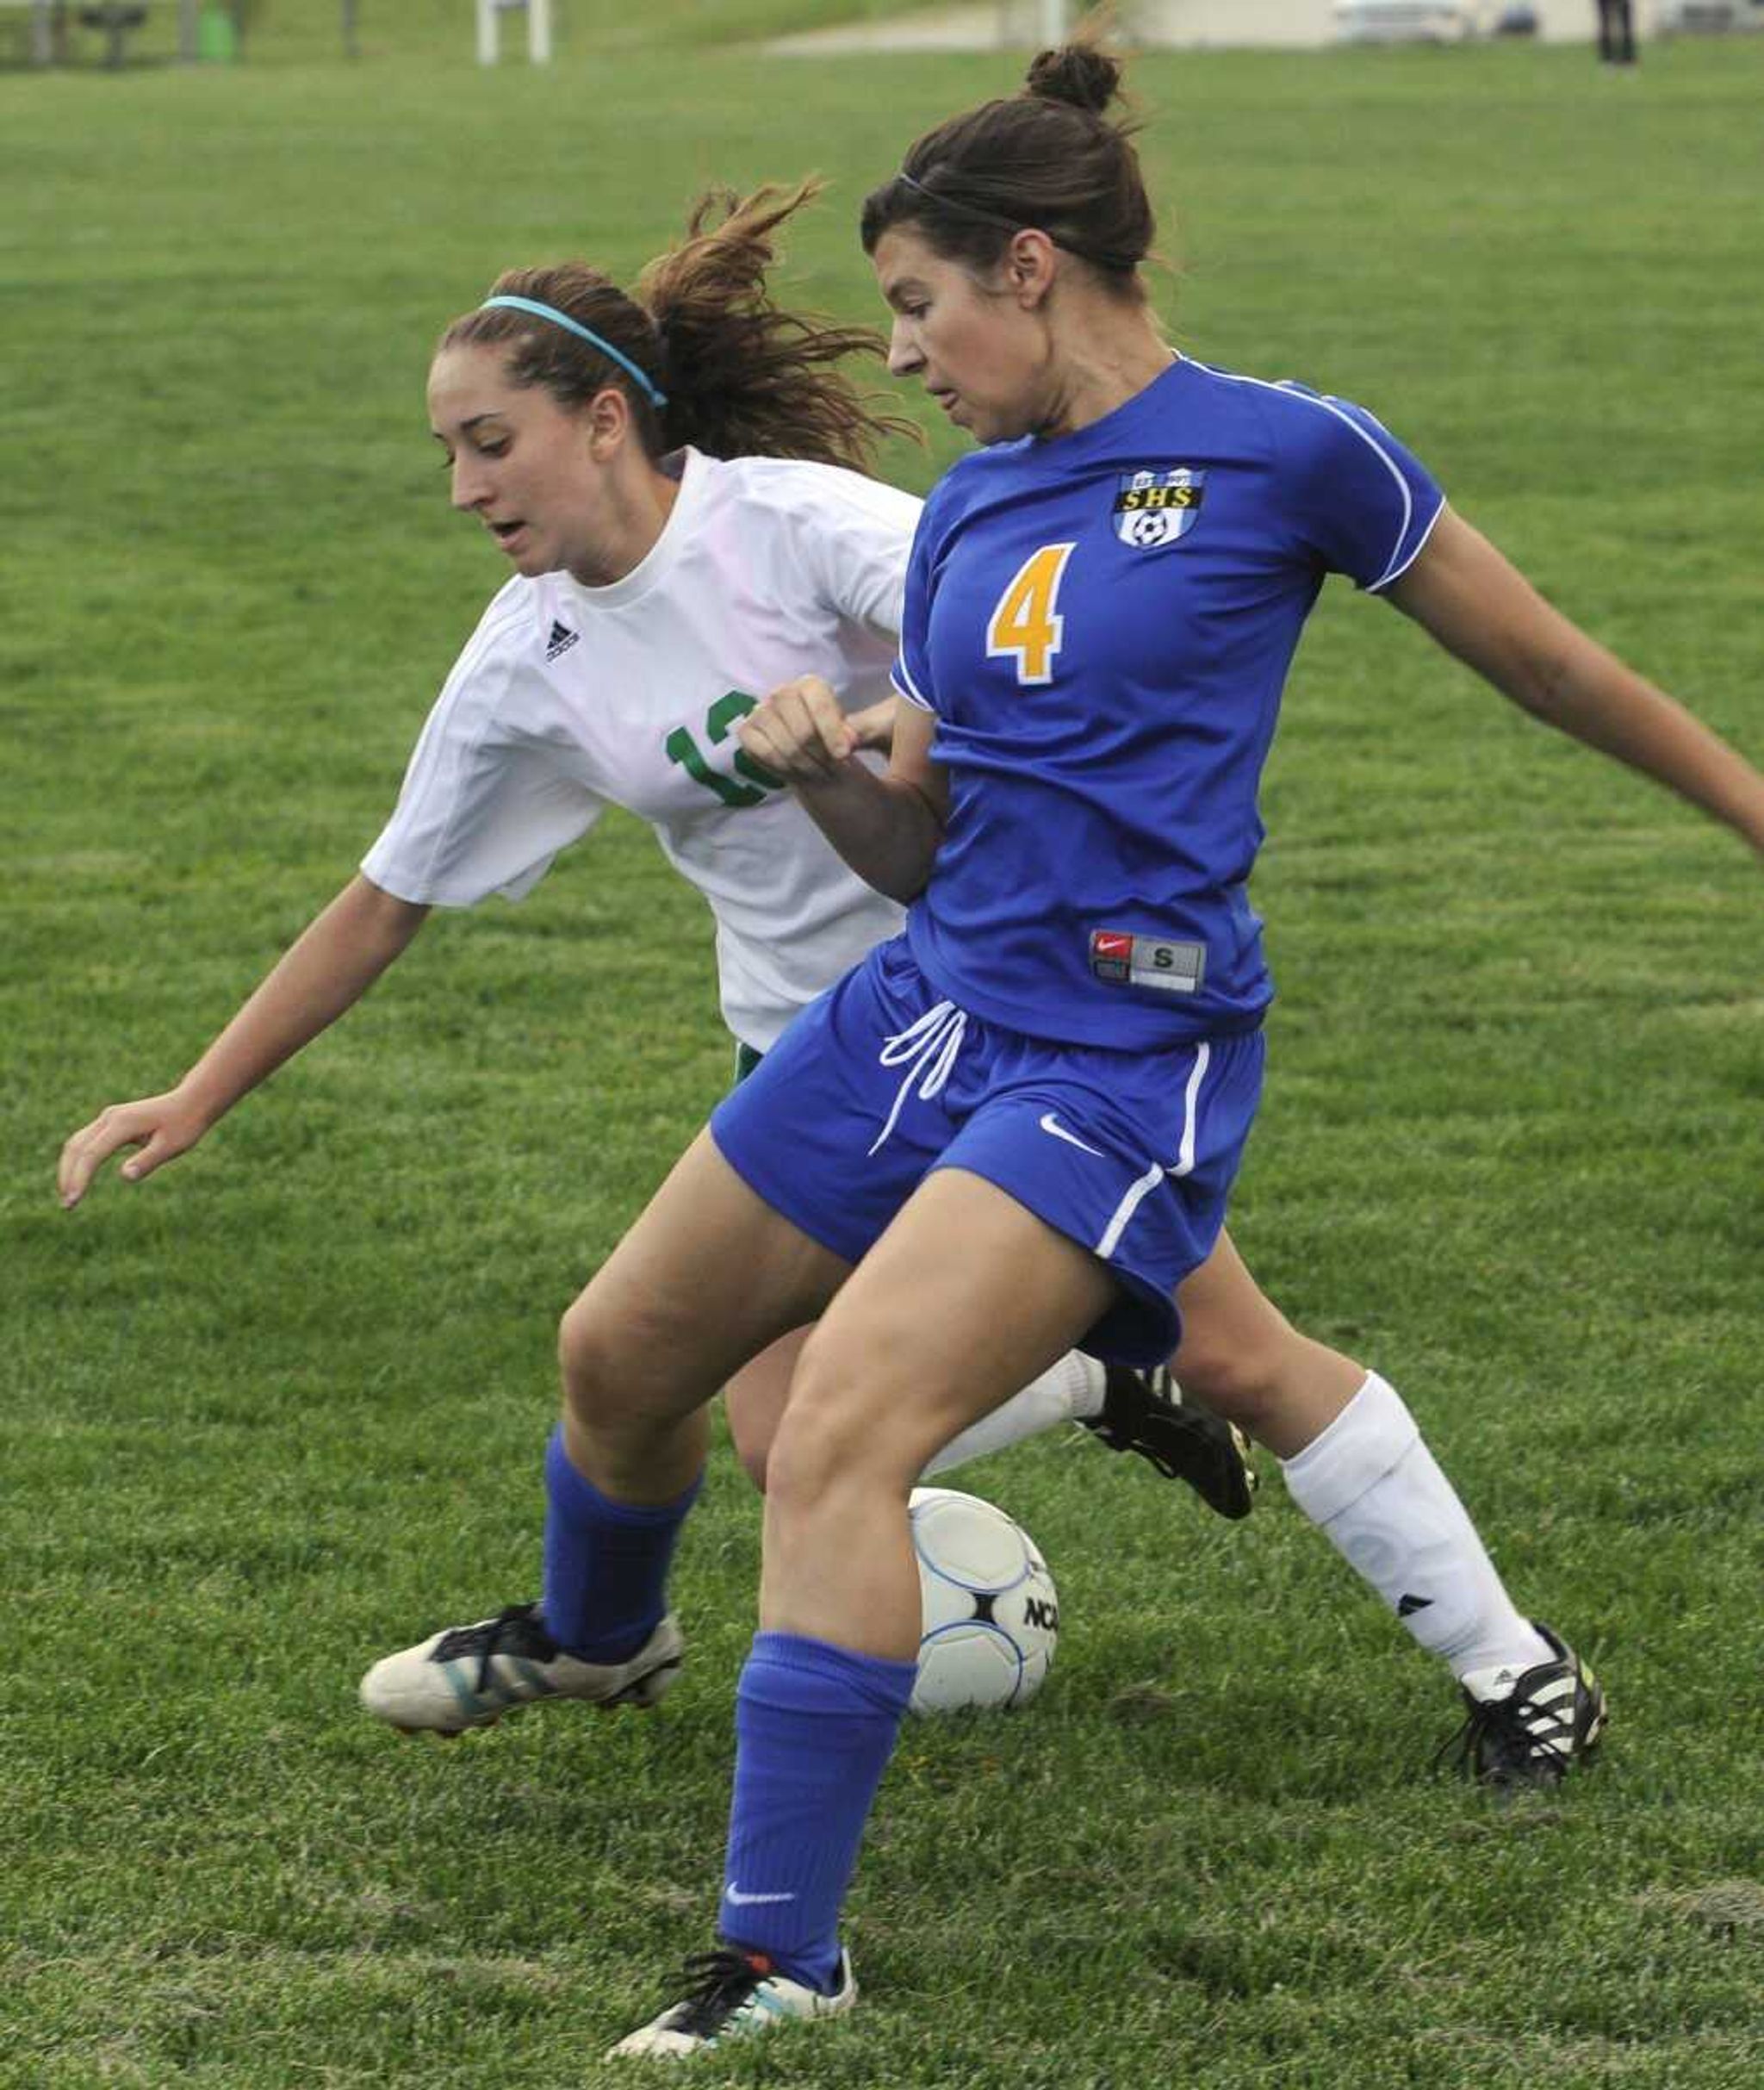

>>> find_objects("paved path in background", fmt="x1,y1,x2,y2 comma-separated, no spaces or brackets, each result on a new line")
768,3,1002,53
767,1,1643,55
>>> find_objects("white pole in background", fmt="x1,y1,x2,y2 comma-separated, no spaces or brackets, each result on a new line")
477,0,552,65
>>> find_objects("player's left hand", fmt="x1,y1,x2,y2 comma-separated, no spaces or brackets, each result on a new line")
737,675,860,784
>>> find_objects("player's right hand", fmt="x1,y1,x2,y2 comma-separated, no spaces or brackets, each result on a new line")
736,675,858,785
59,1092,207,1209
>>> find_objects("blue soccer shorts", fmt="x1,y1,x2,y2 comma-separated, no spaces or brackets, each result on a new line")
709,936,1264,1365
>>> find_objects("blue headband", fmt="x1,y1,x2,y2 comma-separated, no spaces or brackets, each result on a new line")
478,295,668,410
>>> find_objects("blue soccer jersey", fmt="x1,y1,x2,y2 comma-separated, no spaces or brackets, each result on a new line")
892,356,1444,1048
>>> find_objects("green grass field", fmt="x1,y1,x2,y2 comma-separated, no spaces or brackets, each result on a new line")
6,26,1764,2089
2,0,955,69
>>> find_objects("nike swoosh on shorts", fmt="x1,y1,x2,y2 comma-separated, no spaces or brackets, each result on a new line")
1038,1110,1105,1158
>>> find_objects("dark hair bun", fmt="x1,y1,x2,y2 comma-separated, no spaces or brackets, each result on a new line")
1024,42,1121,116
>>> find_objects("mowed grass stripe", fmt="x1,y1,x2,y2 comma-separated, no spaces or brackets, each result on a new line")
5,36,1762,2090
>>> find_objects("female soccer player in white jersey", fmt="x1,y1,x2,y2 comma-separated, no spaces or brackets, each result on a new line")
55,183,1250,1686
589,39,1764,2060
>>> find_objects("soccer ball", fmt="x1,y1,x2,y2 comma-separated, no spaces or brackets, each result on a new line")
909,1486,1059,1715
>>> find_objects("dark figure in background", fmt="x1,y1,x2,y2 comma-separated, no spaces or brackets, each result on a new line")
1597,0,1638,65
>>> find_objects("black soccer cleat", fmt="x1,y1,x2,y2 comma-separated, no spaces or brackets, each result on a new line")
1084,1364,1258,1520
1436,1622,1607,1790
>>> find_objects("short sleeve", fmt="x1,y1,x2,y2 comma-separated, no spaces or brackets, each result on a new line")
800,467,920,643
361,610,605,907
1278,386,1444,593
890,493,943,714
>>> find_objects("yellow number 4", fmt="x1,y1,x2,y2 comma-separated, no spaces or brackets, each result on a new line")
986,542,1077,687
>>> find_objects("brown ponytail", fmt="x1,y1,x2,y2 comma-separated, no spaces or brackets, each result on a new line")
440,180,916,473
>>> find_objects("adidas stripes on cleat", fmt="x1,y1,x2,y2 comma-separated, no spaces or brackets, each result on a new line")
608,1947,856,2059
1084,1365,1259,1521
1439,1622,1607,1789
358,1603,683,1735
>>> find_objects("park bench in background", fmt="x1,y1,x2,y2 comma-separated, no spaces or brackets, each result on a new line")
1,0,151,64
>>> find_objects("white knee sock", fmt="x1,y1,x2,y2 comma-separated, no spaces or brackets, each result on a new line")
922,1353,1106,1478
1279,1372,1551,1682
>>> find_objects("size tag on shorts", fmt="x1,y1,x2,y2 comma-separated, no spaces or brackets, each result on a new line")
1089,929,1206,995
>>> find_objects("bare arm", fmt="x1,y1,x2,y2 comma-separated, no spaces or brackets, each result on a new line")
59,874,430,1207
737,678,948,905
1388,507,1764,854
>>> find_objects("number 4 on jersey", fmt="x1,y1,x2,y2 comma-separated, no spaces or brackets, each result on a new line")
986,542,1077,687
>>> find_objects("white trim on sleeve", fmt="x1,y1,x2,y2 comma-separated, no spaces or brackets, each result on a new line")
891,658,935,712
1365,490,1445,594
1196,363,1425,593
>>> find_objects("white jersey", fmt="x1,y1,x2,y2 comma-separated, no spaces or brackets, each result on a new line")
363,449,919,1051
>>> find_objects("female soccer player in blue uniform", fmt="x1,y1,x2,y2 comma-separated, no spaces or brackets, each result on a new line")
56,183,1248,1699
599,36,1764,2057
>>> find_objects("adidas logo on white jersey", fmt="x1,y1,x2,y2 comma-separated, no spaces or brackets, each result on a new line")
545,620,579,662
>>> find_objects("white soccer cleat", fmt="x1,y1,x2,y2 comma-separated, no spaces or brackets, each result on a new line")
608,1947,856,2059
358,1603,683,1734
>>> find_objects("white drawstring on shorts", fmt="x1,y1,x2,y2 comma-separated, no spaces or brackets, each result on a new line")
867,1000,968,1156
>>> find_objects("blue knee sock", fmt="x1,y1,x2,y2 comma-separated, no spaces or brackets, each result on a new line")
718,1631,916,1993
539,1426,700,1663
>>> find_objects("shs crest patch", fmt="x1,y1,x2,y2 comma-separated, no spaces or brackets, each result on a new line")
1114,466,1206,550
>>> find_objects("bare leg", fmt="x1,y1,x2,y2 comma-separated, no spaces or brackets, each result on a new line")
556,1129,849,1500
540,1131,851,1662
724,1238,1255,1516
724,1330,813,1491
725,1331,1101,1491
650,1168,1125,2021
359,1132,853,1733
1171,1230,1363,1456
761,1168,1117,1656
